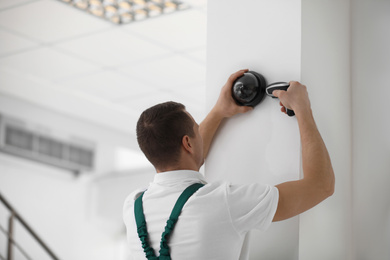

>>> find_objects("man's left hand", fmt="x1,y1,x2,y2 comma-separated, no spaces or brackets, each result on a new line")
213,69,254,118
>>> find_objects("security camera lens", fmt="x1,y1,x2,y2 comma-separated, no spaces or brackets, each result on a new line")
232,73,259,104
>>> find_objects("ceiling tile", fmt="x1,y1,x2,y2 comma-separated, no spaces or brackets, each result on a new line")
174,83,205,102
173,93,206,122
54,28,170,67
185,49,206,64
0,0,111,43
117,90,174,113
116,83,206,123
118,54,206,91
122,9,206,51
0,0,39,10
0,28,39,56
0,0,207,135
0,70,139,135
57,70,155,101
183,106,206,124
184,0,208,9
0,47,99,80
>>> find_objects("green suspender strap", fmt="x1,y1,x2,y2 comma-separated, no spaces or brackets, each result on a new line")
134,183,204,260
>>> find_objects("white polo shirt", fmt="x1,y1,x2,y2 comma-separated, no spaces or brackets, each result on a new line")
123,170,279,260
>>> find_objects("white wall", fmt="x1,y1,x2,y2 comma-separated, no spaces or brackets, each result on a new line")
0,153,107,260
0,93,138,174
300,1,390,259
207,1,390,260
299,1,352,259
0,94,153,260
205,0,301,259
351,1,390,259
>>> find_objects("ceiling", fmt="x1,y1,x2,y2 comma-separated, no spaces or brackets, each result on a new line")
0,0,207,136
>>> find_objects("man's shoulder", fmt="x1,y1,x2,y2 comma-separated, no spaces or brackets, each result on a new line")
194,181,233,198
123,188,147,213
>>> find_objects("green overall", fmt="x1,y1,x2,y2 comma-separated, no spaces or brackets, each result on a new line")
134,183,204,260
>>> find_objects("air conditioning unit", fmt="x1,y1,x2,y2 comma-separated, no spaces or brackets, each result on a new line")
0,114,95,175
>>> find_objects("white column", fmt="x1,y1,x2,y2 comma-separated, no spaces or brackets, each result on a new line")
351,0,390,259
299,1,352,259
206,1,389,259
206,0,301,259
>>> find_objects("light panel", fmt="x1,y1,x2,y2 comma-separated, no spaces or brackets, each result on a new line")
58,0,189,24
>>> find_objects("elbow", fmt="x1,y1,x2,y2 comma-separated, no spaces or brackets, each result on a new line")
325,170,335,197
326,183,335,198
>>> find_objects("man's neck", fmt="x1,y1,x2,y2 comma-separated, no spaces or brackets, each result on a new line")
156,165,199,173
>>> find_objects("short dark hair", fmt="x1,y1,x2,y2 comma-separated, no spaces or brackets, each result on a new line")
136,101,195,169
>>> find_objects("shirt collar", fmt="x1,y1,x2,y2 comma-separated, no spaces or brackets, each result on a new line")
153,170,207,185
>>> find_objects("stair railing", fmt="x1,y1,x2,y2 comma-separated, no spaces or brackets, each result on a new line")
0,192,60,260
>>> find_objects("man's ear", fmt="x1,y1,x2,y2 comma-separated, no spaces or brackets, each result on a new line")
182,135,193,154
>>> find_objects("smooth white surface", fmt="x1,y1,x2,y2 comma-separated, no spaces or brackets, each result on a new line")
351,0,390,259
206,0,301,259
299,1,353,259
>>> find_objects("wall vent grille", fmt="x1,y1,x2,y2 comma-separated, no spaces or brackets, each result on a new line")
0,115,94,174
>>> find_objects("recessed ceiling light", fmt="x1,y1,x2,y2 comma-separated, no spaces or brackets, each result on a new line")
58,0,190,25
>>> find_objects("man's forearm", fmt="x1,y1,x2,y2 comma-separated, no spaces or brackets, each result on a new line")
199,69,253,159
296,108,335,195
199,107,224,159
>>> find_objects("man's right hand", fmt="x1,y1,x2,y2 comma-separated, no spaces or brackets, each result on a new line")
272,81,311,116
272,82,335,222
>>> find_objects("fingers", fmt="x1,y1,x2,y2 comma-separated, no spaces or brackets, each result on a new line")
278,101,287,114
273,90,281,97
227,69,249,84
277,81,309,114
272,89,286,98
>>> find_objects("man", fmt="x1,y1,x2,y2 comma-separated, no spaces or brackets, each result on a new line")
123,69,335,259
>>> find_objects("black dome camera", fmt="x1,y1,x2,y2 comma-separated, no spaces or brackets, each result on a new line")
231,71,267,107
232,70,295,116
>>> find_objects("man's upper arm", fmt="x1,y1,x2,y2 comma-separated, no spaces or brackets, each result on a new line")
273,179,333,222
227,183,279,232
